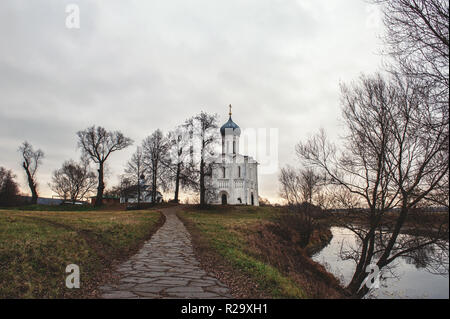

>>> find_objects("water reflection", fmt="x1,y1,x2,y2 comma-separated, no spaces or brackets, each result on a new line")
313,227,449,299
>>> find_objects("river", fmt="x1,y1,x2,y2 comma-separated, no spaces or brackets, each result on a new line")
312,226,449,299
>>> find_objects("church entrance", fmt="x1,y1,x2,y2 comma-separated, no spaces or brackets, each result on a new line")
221,194,227,205
251,193,254,206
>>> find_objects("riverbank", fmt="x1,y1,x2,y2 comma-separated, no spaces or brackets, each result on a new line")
178,205,346,298
0,209,164,298
325,210,449,240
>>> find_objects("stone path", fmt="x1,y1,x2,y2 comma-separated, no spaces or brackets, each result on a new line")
100,207,231,299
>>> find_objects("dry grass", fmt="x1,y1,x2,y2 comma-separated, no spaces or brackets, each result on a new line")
245,220,346,298
0,209,164,298
178,205,347,299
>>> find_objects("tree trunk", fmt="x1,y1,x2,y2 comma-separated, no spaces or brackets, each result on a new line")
346,232,372,294
30,184,38,204
23,163,38,204
137,175,141,206
347,205,408,297
347,261,371,296
199,158,205,206
152,164,157,204
95,162,105,207
174,162,181,203
377,204,409,267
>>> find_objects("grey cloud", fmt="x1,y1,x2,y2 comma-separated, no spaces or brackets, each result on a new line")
0,0,384,202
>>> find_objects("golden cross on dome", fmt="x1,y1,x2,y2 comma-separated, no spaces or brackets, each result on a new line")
229,104,232,116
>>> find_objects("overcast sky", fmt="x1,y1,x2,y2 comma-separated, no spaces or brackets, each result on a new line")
0,0,385,203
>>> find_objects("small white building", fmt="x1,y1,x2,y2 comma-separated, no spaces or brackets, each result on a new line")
208,106,259,206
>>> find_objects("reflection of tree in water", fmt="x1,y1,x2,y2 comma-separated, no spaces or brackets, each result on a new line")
410,242,448,275
339,231,400,288
339,228,449,295
404,244,435,269
397,236,449,276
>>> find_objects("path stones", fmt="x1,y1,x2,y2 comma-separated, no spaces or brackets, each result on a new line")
101,207,231,299
165,286,204,293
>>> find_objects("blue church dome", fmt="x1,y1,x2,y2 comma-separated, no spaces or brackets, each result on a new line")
220,116,241,136
220,104,241,136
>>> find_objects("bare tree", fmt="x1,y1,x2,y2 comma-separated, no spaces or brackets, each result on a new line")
0,167,20,206
18,141,44,204
297,74,448,297
300,168,322,204
374,0,449,209
124,146,146,205
374,74,449,294
295,1,450,296
278,165,302,205
142,129,170,203
49,158,97,204
165,126,198,202
186,112,219,206
204,162,219,204
77,126,133,206
278,165,322,205
278,165,321,247
375,0,449,101
328,186,362,211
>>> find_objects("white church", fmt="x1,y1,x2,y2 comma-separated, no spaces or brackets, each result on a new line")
208,106,259,206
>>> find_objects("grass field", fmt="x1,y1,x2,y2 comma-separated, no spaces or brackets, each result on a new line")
0,209,163,298
178,206,345,299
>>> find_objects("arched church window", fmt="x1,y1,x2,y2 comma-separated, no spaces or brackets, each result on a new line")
233,141,236,154
223,167,226,178
238,166,241,178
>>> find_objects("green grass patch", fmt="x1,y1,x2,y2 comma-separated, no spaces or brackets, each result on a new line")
179,206,307,298
0,209,162,298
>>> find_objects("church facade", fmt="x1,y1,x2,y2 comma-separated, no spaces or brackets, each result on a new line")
208,106,259,206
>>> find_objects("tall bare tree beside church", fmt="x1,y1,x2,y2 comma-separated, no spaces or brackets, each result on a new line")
18,141,44,204
142,129,171,203
186,112,219,206
165,126,198,202
77,126,133,207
